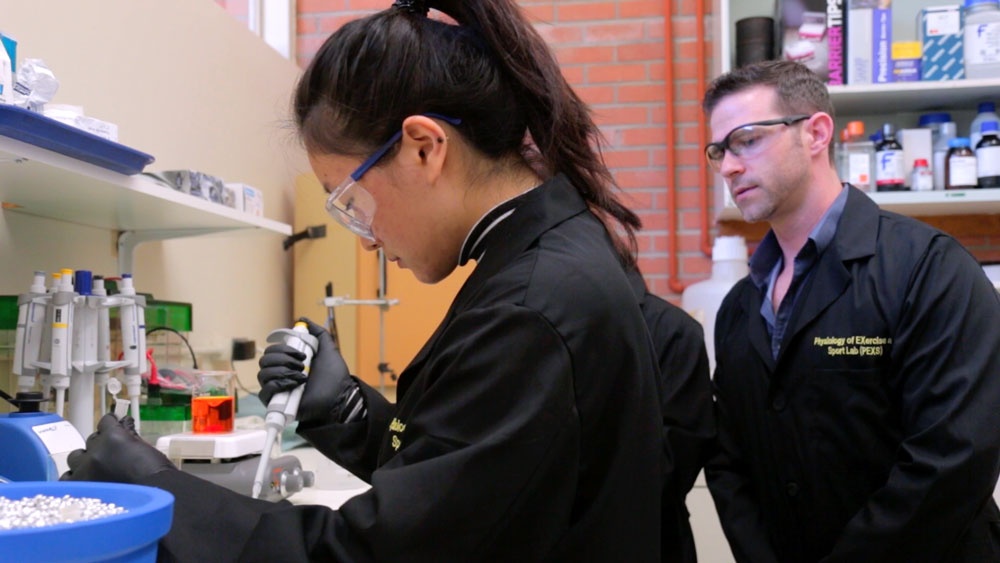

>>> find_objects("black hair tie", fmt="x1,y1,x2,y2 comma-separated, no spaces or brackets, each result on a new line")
392,0,429,16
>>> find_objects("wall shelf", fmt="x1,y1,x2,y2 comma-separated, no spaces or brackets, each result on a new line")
0,135,291,273
717,188,1000,221
712,0,1000,228
0,136,291,235
828,79,1000,116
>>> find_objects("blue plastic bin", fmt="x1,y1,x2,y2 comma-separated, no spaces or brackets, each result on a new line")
0,481,173,562
0,105,155,175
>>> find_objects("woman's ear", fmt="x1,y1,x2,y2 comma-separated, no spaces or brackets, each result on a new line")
400,115,449,181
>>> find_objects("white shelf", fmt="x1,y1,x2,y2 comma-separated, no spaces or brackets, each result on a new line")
828,79,1000,115
717,188,1000,221
0,135,291,236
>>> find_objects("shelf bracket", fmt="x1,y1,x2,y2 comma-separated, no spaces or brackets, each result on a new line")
117,228,238,275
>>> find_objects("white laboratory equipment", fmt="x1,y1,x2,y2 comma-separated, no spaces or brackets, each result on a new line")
681,236,750,373
0,390,86,481
9,269,145,438
155,429,314,502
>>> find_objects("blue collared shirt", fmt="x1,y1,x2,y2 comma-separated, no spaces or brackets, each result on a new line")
749,185,849,359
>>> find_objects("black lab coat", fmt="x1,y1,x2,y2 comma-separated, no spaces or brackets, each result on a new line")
142,175,663,562
707,187,1000,562
629,270,715,563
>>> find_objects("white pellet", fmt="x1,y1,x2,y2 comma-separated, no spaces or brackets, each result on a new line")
0,494,127,530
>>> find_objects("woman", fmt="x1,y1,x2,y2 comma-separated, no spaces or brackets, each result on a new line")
63,1,663,560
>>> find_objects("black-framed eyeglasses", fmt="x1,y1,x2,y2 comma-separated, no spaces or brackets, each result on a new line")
704,114,811,170
325,113,462,240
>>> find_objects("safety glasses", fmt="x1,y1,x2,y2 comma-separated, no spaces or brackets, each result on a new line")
704,114,811,171
326,113,462,240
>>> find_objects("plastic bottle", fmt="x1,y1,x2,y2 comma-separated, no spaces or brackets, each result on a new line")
835,128,848,180
875,123,906,191
970,102,1000,148
946,138,978,189
911,159,934,191
976,121,1000,188
841,121,875,192
933,121,958,190
963,0,1000,80
681,236,749,373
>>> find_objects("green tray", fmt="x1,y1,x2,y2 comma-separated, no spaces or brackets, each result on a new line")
0,295,191,332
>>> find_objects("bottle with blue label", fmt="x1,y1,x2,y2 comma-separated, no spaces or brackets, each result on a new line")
875,123,906,191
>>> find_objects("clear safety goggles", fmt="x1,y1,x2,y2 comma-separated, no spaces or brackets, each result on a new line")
325,113,462,241
704,114,811,172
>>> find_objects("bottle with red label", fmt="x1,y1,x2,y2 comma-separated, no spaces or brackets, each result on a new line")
910,159,934,191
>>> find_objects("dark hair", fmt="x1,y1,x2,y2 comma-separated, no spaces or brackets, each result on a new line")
293,0,640,266
703,61,836,159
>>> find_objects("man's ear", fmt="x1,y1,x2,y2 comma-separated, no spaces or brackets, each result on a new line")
805,112,835,158
400,115,449,181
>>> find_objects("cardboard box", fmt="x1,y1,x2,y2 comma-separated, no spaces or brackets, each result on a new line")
846,0,874,84
226,183,263,217
846,0,892,84
892,41,922,82
872,2,892,84
827,0,846,85
160,170,224,202
221,183,242,210
920,5,965,81
777,0,836,83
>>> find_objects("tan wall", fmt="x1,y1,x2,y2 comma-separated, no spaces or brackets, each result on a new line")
0,0,310,390
292,173,473,389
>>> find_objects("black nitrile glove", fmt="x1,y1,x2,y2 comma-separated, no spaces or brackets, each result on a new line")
61,414,176,484
257,317,353,423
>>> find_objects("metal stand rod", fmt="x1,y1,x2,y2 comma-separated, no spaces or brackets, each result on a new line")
321,250,399,394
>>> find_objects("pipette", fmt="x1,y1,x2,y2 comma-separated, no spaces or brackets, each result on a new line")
13,271,47,393
252,322,318,499
49,269,76,417
92,276,112,415
118,274,146,433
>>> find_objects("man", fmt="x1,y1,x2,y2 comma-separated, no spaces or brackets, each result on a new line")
703,60,1000,562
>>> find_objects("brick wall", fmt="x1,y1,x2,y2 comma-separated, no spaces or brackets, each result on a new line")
216,0,1000,302
290,0,716,302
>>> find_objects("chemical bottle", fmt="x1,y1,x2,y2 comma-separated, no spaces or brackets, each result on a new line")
911,159,934,191
681,236,749,373
875,123,906,191
963,0,1000,80
840,121,876,192
945,138,978,189
976,121,1000,188
835,128,849,180
933,121,958,190
970,102,1000,148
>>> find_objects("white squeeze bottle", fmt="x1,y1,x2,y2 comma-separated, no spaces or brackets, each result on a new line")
963,0,1000,79
682,236,749,373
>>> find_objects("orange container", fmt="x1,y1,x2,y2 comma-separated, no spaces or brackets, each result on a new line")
191,395,234,433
